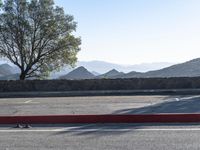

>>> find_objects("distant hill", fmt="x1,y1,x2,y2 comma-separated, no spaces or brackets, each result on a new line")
91,71,100,76
0,63,20,80
115,71,143,78
97,69,124,78
77,61,174,73
0,64,16,76
117,58,200,78
0,73,19,80
60,66,95,80
49,66,73,79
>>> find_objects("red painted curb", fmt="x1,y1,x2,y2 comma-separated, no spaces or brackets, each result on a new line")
0,114,200,124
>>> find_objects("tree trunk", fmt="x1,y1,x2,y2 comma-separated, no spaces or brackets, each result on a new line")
19,72,26,80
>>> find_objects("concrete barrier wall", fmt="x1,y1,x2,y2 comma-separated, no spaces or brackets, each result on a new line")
1,77,200,92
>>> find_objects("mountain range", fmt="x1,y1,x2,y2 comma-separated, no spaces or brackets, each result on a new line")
117,58,200,78
1,58,200,80
49,61,175,78
60,58,200,80
77,61,175,73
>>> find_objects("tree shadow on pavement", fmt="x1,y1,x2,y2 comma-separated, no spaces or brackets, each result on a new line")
51,122,200,137
52,95,200,136
52,123,134,137
113,95,200,114
1,95,197,136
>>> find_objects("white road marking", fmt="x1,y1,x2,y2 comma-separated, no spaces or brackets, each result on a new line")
24,100,32,104
1,128,200,132
175,98,179,101
180,95,200,100
15,100,40,104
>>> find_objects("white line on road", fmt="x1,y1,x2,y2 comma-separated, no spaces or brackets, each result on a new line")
24,100,32,104
15,100,39,104
180,95,200,100
1,128,200,132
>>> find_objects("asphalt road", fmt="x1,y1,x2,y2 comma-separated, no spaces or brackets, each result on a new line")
0,95,200,115
0,95,169,115
1,123,200,150
1,95,200,149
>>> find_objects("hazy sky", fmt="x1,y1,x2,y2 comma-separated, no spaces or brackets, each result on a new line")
55,0,200,65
